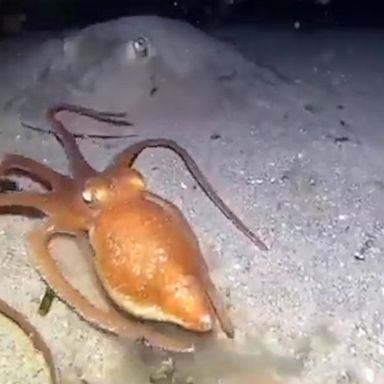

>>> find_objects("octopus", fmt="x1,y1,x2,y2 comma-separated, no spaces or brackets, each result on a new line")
0,104,268,352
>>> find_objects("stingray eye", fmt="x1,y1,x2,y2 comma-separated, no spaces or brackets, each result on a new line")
132,37,148,58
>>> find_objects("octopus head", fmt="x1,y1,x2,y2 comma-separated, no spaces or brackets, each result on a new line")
82,168,145,207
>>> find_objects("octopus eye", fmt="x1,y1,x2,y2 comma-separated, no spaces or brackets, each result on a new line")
132,37,148,58
82,189,93,203
82,186,109,204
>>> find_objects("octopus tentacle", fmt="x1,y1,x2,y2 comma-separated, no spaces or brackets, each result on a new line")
27,226,195,353
48,104,132,125
0,190,60,217
47,106,97,181
36,227,89,317
47,104,133,181
0,183,89,317
0,297,60,384
201,275,234,338
0,153,70,191
106,139,269,251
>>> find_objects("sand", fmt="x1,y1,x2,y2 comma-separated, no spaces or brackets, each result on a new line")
0,15,383,384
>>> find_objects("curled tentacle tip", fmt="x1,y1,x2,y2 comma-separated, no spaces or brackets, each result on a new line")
251,235,269,251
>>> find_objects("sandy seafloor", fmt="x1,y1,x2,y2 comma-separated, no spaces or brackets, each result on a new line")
0,15,384,384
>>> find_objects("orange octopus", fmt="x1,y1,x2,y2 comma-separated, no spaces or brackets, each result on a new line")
0,104,268,352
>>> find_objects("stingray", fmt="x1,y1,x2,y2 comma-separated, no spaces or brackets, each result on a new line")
13,16,263,138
